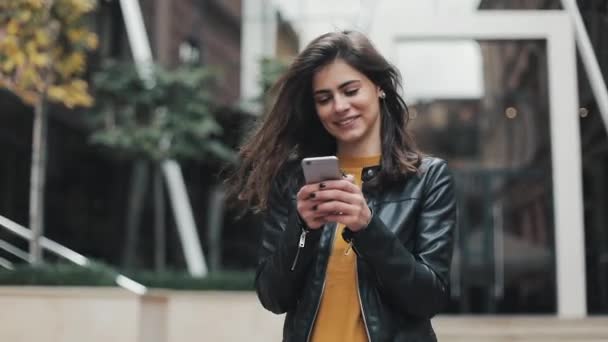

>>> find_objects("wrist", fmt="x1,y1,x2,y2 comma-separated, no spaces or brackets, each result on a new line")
345,206,373,233
353,206,373,232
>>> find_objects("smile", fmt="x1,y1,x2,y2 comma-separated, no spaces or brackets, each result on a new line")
335,116,360,127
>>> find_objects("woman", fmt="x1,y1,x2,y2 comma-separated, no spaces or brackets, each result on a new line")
228,31,456,342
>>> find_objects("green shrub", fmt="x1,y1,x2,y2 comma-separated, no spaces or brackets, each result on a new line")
0,262,116,286
0,262,255,291
126,269,255,291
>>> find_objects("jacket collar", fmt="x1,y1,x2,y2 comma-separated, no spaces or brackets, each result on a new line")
361,165,380,182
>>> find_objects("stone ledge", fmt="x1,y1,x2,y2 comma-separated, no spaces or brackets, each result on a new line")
1,287,606,342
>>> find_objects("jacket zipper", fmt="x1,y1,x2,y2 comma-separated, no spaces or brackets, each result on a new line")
356,258,372,342
357,199,373,341
305,225,335,342
290,229,308,271
358,189,372,340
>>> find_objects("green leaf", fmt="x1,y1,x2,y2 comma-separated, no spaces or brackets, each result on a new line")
89,62,236,164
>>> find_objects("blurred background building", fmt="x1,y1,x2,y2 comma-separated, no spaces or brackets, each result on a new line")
260,0,607,316
0,0,606,321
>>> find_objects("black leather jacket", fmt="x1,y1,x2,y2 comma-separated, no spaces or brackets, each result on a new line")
255,157,456,342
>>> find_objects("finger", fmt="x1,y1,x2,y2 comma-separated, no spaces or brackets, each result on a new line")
312,189,360,204
302,210,332,229
315,201,356,216
296,197,322,217
297,183,322,200
318,179,360,193
298,197,329,216
344,174,355,184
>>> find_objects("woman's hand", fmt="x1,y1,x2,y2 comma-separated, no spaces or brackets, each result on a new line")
296,175,371,231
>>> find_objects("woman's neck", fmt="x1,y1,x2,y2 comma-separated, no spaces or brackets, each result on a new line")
337,140,381,158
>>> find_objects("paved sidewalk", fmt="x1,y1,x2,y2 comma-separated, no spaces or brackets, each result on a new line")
434,315,608,341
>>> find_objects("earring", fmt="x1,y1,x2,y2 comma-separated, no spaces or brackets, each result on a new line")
379,90,386,99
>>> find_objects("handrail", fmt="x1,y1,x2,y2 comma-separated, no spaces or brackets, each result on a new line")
0,214,147,295
0,240,29,262
0,257,13,270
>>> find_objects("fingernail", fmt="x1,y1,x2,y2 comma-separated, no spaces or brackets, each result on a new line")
319,183,326,189
313,205,318,210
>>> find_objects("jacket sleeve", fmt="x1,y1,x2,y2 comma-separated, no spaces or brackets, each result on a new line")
255,174,322,314
345,160,456,318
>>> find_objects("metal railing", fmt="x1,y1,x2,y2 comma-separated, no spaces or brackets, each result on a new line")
0,214,147,295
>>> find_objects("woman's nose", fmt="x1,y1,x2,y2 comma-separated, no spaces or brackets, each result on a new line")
333,94,350,112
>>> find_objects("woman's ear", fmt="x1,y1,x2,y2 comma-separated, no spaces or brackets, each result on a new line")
378,89,386,99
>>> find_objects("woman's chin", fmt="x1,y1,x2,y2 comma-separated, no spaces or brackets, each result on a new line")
333,132,364,146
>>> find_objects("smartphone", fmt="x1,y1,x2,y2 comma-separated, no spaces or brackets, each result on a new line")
301,156,342,184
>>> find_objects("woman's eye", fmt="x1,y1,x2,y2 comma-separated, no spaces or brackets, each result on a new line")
345,88,359,96
315,97,331,105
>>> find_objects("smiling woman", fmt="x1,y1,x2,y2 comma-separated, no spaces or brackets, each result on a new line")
227,31,456,342
312,60,383,157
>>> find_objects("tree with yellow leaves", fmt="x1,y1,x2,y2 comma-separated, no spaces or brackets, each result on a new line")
0,0,98,264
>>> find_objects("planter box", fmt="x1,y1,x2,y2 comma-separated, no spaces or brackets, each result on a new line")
2,287,606,342
157,290,283,342
0,287,168,342
0,287,283,342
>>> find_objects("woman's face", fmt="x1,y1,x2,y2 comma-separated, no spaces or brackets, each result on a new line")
312,59,382,154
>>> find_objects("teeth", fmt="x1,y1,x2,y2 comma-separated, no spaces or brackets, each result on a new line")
337,117,356,126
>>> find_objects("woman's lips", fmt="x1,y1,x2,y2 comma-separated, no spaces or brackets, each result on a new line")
335,115,360,127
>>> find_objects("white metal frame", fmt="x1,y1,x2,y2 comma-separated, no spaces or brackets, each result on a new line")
241,0,277,111
561,0,608,133
0,214,147,294
370,11,586,318
119,0,208,277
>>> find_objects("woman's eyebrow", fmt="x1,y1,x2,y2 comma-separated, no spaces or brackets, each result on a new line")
313,80,361,95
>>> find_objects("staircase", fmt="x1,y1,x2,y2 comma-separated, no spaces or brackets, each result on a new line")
0,214,146,294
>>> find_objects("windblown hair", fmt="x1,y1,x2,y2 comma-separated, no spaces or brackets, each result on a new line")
227,30,421,211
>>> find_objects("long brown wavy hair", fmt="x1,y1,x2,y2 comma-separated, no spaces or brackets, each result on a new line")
227,30,421,211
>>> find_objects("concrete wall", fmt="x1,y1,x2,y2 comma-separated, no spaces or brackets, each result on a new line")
163,291,283,341
2,287,607,342
0,287,165,342
0,287,282,342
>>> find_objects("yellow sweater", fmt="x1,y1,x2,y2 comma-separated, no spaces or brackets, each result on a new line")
310,155,380,342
